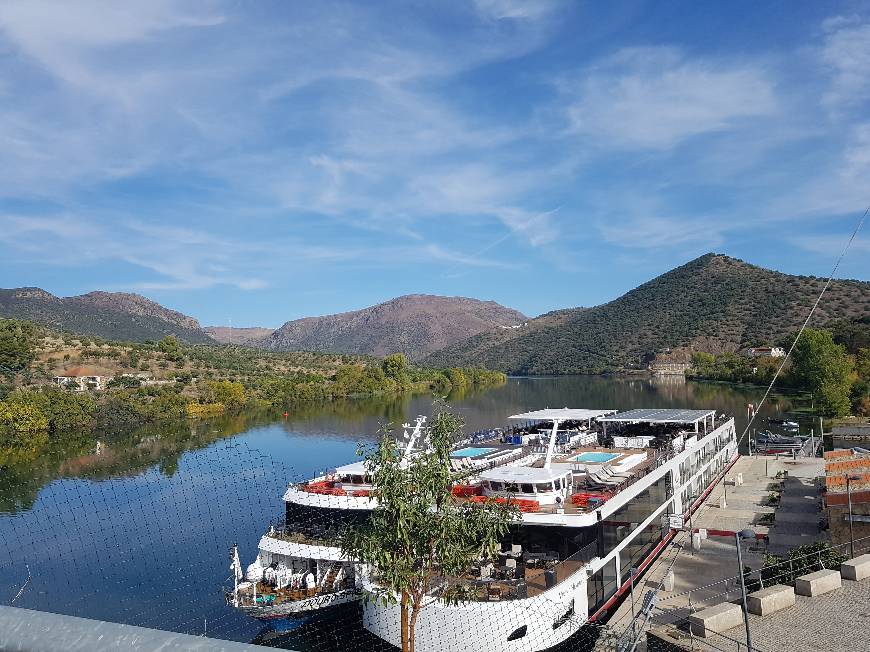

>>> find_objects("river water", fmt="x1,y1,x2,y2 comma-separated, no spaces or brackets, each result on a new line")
0,376,810,649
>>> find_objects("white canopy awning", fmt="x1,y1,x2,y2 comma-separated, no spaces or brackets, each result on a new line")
334,461,367,475
480,466,570,484
598,409,716,424
508,408,617,422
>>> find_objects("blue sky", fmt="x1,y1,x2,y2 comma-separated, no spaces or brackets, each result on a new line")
1,1,869,327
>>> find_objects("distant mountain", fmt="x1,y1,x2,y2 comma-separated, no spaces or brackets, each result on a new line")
0,287,212,343
260,294,526,360
204,326,275,345
424,254,870,374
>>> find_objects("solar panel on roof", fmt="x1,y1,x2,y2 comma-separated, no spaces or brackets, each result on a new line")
598,408,715,424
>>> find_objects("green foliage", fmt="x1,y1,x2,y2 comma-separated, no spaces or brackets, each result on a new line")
0,319,39,375
759,542,847,587
0,399,48,438
790,328,853,416
426,254,870,374
341,403,516,652
9,387,96,434
206,380,247,411
333,364,390,396
827,316,870,354
107,375,142,389
158,336,185,363
382,353,409,384
95,393,146,431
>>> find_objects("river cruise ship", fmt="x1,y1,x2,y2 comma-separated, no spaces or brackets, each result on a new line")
229,407,738,651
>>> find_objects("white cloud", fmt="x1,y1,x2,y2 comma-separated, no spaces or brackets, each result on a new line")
597,214,726,250
771,122,870,219
821,15,870,110
564,47,778,149
473,0,559,22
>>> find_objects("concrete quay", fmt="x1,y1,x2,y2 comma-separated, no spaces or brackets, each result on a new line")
647,562,870,652
603,455,826,650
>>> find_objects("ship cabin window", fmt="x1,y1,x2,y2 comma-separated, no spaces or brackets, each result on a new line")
520,483,534,494
536,482,554,493
489,481,503,491
504,482,519,493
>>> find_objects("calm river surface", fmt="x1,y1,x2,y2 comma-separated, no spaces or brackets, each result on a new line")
0,376,809,649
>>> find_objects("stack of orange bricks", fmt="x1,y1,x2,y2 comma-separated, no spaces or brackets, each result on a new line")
823,450,870,505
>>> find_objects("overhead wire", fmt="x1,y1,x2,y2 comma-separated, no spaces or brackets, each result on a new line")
622,202,869,651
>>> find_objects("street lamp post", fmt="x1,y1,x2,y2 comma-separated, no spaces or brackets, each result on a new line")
629,567,637,638
847,475,860,558
735,528,756,652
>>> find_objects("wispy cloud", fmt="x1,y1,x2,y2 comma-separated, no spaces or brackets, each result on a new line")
0,4,867,320
563,47,778,150
821,15,870,111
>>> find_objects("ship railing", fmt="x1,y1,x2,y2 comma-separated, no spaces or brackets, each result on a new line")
418,539,601,603
234,576,356,606
265,523,341,549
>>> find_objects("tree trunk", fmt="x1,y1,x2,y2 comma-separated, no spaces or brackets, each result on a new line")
401,591,410,652
409,603,420,652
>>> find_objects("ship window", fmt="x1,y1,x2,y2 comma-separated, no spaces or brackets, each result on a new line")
489,481,503,491
536,483,553,493
505,483,519,493
520,483,534,494
506,625,527,641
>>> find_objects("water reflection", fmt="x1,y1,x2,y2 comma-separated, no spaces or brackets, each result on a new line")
0,376,810,649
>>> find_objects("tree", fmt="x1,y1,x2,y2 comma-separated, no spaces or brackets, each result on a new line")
11,388,96,434
158,336,184,363
790,328,854,416
206,380,247,411
0,399,48,437
0,319,39,376
341,403,516,652
382,353,409,383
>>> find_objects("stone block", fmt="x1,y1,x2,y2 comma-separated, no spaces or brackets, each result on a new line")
841,554,870,581
746,584,795,615
794,569,841,596
662,570,674,592
687,602,744,638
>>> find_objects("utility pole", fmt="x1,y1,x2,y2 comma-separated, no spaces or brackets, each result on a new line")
847,476,859,558
735,529,756,652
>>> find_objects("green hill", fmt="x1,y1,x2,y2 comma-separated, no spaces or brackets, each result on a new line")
0,287,213,344
424,254,870,374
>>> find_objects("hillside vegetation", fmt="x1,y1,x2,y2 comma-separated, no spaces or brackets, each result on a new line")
425,254,870,374
260,294,526,360
0,287,212,343
0,319,505,465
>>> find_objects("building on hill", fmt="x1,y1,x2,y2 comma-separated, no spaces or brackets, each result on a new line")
822,450,870,548
648,349,692,376
53,366,105,391
745,346,786,358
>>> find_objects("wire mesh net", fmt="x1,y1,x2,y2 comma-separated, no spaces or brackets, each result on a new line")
0,416,630,652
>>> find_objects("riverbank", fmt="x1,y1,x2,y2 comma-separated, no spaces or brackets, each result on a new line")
0,321,507,465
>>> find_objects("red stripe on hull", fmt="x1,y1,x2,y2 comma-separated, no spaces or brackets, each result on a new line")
588,452,740,623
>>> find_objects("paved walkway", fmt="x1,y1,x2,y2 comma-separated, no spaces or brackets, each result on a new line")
650,574,870,652
767,469,827,555
602,455,826,651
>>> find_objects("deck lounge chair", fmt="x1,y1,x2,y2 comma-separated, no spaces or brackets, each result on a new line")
586,470,622,487
601,466,633,480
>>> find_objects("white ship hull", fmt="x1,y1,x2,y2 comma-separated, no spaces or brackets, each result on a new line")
236,588,360,622
362,418,739,652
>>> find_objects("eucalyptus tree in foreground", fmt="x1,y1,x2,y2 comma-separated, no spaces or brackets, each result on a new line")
341,403,517,652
